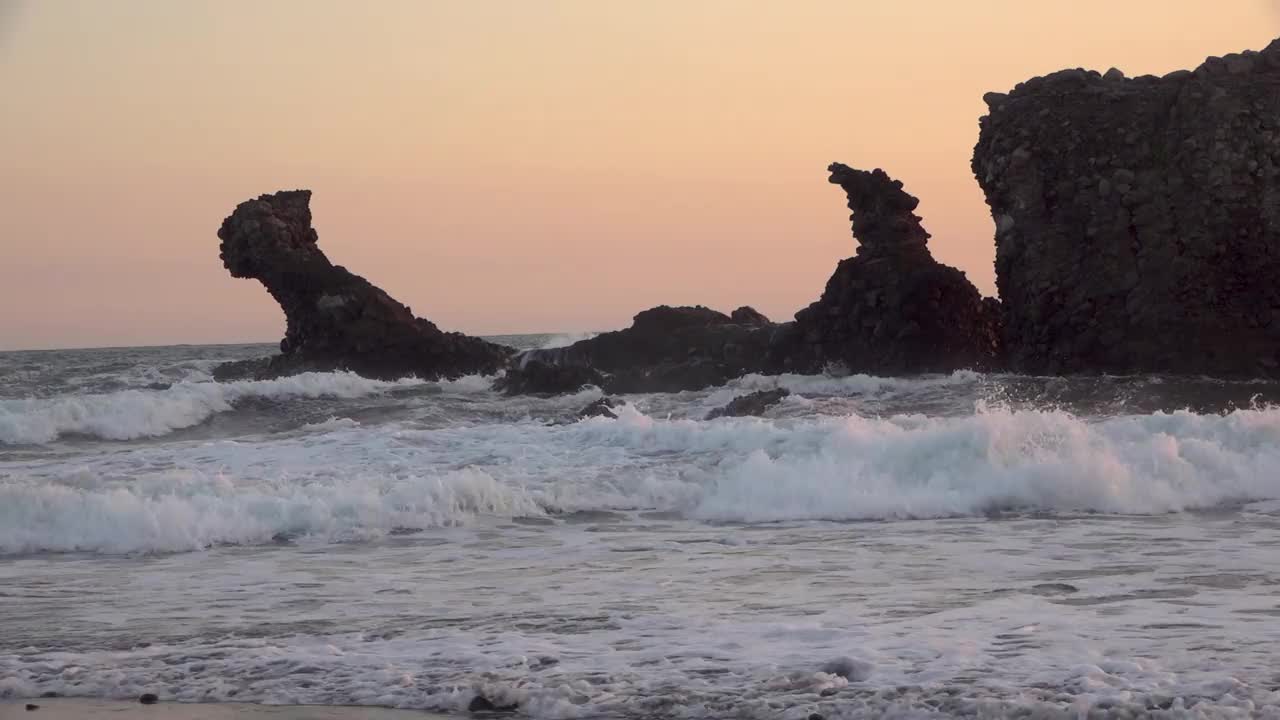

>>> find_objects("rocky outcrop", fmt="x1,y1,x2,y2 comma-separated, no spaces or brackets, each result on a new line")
578,396,622,420
501,165,1001,395
730,306,771,326
502,305,785,394
493,360,605,395
706,388,790,419
974,39,1280,376
215,190,512,380
780,164,1001,373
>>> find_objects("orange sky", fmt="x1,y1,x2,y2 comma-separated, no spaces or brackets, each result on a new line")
1,1,1277,350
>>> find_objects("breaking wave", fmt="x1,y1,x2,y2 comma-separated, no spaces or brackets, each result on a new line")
4,402,1280,554
0,372,428,444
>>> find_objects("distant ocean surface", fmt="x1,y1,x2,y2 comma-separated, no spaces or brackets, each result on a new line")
4,339,1280,717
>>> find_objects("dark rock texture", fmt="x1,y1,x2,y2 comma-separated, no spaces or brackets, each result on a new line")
216,190,512,380
467,695,517,713
494,360,605,396
973,39,1280,376
782,164,1001,373
578,396,622,419
504,305,785,394
730,305,771,326
706,388,791,419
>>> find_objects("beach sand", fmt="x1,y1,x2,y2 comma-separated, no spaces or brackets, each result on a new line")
0,700,451,720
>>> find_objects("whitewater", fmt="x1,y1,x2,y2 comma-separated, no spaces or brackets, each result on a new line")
4,341,1280,718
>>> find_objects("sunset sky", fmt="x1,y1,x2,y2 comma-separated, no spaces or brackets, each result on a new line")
2,1,1277,350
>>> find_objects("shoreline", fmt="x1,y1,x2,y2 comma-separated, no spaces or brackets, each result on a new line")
0,700,452,720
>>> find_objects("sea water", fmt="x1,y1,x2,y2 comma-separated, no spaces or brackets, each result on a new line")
3,339,1280,718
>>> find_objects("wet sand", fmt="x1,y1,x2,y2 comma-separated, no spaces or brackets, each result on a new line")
0,700,451,720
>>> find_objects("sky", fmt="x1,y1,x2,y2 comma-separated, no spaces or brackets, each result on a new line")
1,1,1277,350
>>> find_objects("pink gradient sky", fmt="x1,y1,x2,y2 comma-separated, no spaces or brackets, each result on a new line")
2,1,1277,350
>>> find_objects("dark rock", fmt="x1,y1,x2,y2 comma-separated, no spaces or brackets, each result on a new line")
809,713,826,720
730,305,771,325
214,190,513,381
494,359,604,396
706,388,790,419
25,704,38,711
578,396,621,419
503,305,786,394
467,695,517,713
974,37,1280,376
778,164,1001,374
138,693,159,705
820,656,873,682
211,356,272,382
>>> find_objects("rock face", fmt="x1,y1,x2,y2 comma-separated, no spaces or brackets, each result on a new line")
577,396,622,420
502,305,784,394
973,39,1280,376
216,190,512,380
501,164,1002,395
782,164,1001,373
705,388,791,419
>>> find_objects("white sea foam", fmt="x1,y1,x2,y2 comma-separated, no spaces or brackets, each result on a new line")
726,369,985,397
0,372,427,444
7,353,1280,718
538,331,599,349
4,404,1280,554
0,465,543,554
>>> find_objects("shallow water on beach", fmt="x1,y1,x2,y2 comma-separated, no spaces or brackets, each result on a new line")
5,341,1280,718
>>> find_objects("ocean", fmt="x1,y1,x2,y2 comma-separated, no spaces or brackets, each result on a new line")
3,339,1280,718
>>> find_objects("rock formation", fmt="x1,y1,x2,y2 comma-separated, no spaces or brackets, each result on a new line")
577,396,622,420
705,388,791,419
501,305,783,394
215,190,512,380
780,164,1001,373
501,165,1003,395
973,39,1280,376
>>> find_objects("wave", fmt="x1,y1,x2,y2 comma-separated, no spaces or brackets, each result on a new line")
0,372,428,444
687,405,1280,522
4,403,1280,553
0,466,542,555
724,369,985,396
538,331,599,349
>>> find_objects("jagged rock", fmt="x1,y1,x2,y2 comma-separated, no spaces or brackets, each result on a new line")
779,164,1001,374
467,695,517,713
578,396,621,419
214,190,512,380
730,305,771,325
504,305,786,394
706,388,790,419
210,357,272,382
494,360,604,395
973,38,1280,376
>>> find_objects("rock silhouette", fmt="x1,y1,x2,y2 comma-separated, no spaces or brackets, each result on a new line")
780,164,1001,374
504,305,781,394
706,388,791,419
215,190,512,380
974,38,1280,376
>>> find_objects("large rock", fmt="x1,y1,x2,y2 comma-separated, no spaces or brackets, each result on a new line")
216,190,512,380
502,305,785,394
706,388,791,419
781,164,1001,374
973,39,1280,376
